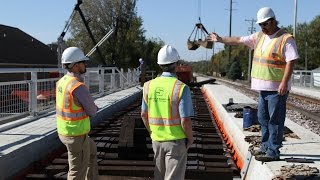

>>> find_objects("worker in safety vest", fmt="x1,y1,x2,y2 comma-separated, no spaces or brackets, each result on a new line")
141,45,194,180
207,7,299,162
56,47,99,179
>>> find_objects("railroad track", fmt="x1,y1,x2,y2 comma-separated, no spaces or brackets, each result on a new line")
216,78,320,123
289,93,320,105
20,88,239,180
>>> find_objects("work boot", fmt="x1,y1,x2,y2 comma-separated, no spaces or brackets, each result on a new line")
255,154,280,162
250,149,266,156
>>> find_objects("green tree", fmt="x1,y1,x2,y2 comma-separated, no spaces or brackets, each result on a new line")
64,0,162,71
284,16,320,70
305,16,320,70
227,57,242,80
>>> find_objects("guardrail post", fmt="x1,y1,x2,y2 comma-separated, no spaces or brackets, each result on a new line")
29,72,38,116
99,68,105,96
134,69,139,83
299,71,303,86
132,69,135,84
127,69,131,85
311,71,314,88
291,74,295,86
120,68,124,89
111,68,115,92
84,72,90,89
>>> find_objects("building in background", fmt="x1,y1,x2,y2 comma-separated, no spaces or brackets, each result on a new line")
0,24,59,81
0,24,58,68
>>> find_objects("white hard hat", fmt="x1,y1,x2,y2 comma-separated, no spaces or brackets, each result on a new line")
157,45,180,65
139,58,143,62
61,47,89,64
256,7,275,24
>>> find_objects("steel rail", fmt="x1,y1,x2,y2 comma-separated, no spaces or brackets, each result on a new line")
216,79,320,123
19,88,239,179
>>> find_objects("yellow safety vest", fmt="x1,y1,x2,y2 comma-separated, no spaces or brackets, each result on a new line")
251,29,292,82
143,76,187,141
56,75,90,136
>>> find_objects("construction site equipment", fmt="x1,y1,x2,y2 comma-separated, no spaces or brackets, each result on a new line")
58,0,115,66
176,64,194,84
86,28,114,57
8,1,118,117
176,64,216,87
187,19,213,50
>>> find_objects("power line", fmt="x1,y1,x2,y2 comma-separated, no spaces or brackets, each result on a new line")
245,18,256,34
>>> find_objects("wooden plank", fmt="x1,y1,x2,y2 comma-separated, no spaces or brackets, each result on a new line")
118,116,135,148
97,175,152,180
99,160,154,166
25,174,48,179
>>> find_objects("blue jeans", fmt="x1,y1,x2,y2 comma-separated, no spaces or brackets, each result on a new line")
258,91,288,158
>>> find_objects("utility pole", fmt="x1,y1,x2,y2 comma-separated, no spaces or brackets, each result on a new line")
245,18,256,82
305,41,308,70
211,41,215,76
216,48,223,76
293,0,298,38
228,0,235,65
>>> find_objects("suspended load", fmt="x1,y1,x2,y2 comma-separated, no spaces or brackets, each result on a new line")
187,39,200,50
196,23,213,49
187,24,200,50
187,21,213,50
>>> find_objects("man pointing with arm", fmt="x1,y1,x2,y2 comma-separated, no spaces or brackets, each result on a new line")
208,7,299,162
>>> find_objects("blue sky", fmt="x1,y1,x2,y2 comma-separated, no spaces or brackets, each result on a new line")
1,0,319,62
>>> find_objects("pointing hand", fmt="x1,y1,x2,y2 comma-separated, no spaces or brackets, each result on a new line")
207,32,221,42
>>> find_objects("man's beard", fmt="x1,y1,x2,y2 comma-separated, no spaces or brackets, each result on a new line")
262,28,273,35
80,68,87,74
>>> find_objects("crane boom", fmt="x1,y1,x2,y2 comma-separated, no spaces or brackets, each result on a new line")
58,0,110,66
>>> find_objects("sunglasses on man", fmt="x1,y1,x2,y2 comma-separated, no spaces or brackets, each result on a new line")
77,60,87,65
259,18,273,27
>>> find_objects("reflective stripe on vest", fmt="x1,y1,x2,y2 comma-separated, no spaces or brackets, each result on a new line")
56,75,90,136
56,109,87,120
144,77,187,141
251,29,292,81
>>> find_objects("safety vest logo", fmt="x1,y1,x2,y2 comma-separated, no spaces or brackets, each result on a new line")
155,87,164,96
58,87,63,93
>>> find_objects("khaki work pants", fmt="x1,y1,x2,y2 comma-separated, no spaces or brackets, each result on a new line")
59,135,98,180
152,139,188,180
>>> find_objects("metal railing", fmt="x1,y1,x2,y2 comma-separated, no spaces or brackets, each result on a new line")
0,67,140,124
292,70,320,89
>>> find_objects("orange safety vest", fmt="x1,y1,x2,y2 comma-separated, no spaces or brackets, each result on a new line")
251,29,292,82
56,75,90,136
